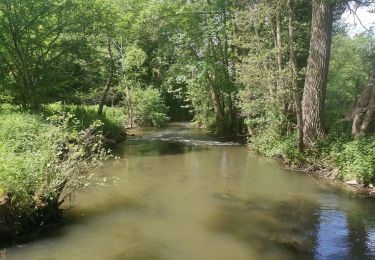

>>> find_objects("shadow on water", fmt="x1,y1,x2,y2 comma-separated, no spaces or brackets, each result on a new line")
209,192,375,260
209,194,320,260
345,198,375,259
0,194,158,250
113,140,209,157
117,122,243,157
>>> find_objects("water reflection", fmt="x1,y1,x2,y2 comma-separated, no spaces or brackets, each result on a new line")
2,124,375,260
367,229,375,257
209,194,319,259
348,213,369,259
315,210,349,259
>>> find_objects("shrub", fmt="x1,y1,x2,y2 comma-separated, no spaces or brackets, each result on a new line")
44,103,126,139
0,110,107,237
250,121,375,185
250,127,304,166
132,87,169,127
330,135,375,184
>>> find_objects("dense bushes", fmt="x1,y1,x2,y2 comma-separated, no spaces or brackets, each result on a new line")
0,105,122,238
0,97,167,239
250,129,375,185
330,136,375,184
251,131,304,165
44,104,127,139
131,87,169,127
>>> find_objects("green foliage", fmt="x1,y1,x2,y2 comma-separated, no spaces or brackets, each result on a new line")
326,33,375,125
131,87,169,127
251,124,375,184
0,0,374,224
330,135,375,184
123,46,147,73
44,103,126,139
0,107,108,235
250,126,304,166
0,0,112,108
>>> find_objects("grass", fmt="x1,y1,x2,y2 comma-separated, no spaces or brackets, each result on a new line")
43,103,127,139
0,103,125,238
250,126,375,186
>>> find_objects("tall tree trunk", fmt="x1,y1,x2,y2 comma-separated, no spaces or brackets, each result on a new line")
119,37,134,128
302,0,333,147
207,73,224,121
125,82,134,128
275,0,283,91
287,0,304,151
352,63,375,138
30,78,39,110
98,39,115,116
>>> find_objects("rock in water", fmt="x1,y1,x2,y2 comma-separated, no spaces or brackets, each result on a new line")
345,180,358,186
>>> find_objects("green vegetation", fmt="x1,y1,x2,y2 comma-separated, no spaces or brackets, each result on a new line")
0,105,110,238
44,104,127,140
1,0,375,240
131,87,169,127
249,32,375,184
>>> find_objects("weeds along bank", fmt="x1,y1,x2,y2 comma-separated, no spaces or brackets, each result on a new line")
250,126,375,192
0,104,125,241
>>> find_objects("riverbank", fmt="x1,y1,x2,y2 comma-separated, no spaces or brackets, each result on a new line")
248,128,375,197
279,161,375,198
0,104,126,241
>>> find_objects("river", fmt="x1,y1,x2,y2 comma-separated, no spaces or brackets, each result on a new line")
3,123,375,259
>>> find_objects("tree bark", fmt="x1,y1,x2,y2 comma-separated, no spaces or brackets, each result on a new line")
352,63,375,138
275,0,283,91
287,0,304,151
118,37,134,128
207,72,224,121
302,0,333,147
98,39,115,116
125,82,134,128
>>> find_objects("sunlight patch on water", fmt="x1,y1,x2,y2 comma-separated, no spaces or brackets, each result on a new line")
130,128,242,146
132,137,242,146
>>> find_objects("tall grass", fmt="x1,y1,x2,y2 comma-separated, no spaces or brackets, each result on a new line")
0,104,124,238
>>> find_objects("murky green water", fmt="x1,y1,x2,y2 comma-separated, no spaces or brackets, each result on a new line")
3,123,375,259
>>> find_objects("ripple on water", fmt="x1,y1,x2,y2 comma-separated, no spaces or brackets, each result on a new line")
3,124,375,260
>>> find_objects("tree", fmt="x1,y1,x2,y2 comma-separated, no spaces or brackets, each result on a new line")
97,39,115,116
326,33,374,121
301,0,334,146
0,0,101,109
287,0,304,150
352,62,375,138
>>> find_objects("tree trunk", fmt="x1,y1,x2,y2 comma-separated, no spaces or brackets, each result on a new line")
302,0,333,147
30,78,39,110
98,39,115,116
352,63,375,138
125,82,134,128
275,0,283,91
119,37,134,128
287,0,304,151
207,72,224,121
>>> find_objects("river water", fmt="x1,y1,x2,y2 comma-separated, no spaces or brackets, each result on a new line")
3,123,375,259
